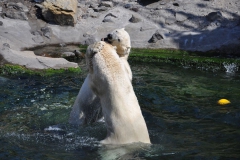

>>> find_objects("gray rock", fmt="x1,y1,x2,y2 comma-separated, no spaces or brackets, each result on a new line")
100,1,113,8
82,14,89,19
0,7,2,12
173,3,180,7
148,30,164,43
93,6,108,12
206,11,222,22
32,35,44,44
35,4,44,9
90,12,98,18
62,52,76,58
34,0,44,3
74,50,82,58
0,21,3,26
5,11,28,20
41,27,51,39
3,43,10,49
103,13,117,22
103,16,114,22
7,2,29,12
129,14,141,23
0,47,78,70
124,4,133,9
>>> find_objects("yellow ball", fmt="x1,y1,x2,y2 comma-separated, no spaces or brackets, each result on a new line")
217,99,231,105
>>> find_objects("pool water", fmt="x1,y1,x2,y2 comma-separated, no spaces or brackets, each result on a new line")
0,60,240,159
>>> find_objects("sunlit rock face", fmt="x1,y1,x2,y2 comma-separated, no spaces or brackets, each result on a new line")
42,0,78,26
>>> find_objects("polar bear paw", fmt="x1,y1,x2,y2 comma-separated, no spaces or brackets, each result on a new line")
90,41,105,55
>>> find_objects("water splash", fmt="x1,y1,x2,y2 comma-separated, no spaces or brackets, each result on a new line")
223,62,238,73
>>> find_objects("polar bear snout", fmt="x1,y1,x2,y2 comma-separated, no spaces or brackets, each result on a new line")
107,34,113,40
101,34,113,44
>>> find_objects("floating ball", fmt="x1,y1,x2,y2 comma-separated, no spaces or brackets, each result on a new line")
217,99,230,105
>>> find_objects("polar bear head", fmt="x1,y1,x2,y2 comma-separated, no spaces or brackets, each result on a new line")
103,28,131,59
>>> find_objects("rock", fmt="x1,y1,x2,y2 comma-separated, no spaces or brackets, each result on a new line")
103,13,117,22
206,11,222,22
34,0,44,3
61,52,75,58
131,7,139,12
129,14,141,23
100,1,113,8
93,6,108,12
7,2,29,12
148,30,164,43
124,4,133,9
102,16,114,22
5,11,28,20
41,27,51,39
0,47,78,70
32,35,44,44
74,50,83,58
0,21,3,26
3,43,10,49
35,4,44,9
90,12,98,18
0,7,2,12
173,3,180,7
42,0,78,26
105,13,117,18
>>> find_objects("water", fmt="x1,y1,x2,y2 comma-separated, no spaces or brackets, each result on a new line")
223,62,239,74
0,60,240,159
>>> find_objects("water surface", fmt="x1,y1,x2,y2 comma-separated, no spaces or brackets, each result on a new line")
0,60,240,159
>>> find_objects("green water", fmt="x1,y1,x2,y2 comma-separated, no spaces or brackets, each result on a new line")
0,60,240,159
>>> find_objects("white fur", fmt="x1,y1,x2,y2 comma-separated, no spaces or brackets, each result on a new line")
86,41,150,144
69,28,132,125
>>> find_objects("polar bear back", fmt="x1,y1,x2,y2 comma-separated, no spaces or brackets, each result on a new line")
86,41,150,144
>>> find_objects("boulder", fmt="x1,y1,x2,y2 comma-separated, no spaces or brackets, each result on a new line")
5,10,28,20
103,13,117,22
148,30,164,43
129,14,141,23
7,2,29,12
41,27,52,39
100,1,113,8
4,2,29,21
61,52,75,58
0,46,78,70
206,11,222,22
41,0,78,26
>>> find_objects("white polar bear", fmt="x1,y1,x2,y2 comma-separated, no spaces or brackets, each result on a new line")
69,28,132,125
86,41,150,144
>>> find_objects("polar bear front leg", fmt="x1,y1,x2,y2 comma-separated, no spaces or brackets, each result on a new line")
69,75,103,125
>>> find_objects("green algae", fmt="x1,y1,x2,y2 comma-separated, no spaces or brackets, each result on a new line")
129,48,240,71
0,64,81,77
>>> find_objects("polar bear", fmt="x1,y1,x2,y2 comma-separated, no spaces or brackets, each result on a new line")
86,41,150,144
69,28,132,125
